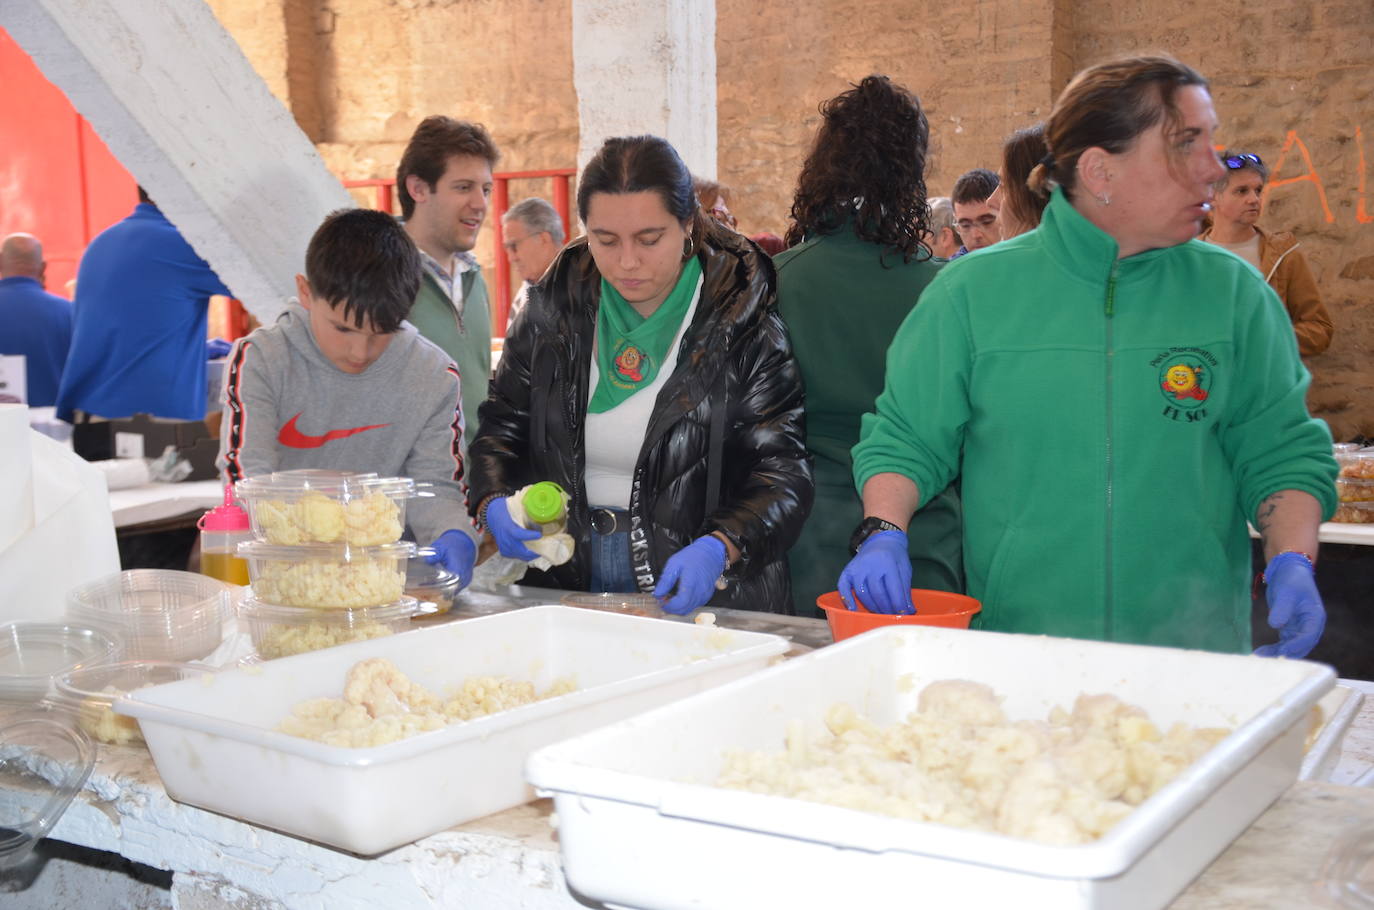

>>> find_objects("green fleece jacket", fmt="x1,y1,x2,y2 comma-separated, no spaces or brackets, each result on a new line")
853,189,1337,652
409,268,490,445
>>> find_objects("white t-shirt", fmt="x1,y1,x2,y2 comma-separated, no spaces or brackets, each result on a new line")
584,278,703,509
1206,232,1262,272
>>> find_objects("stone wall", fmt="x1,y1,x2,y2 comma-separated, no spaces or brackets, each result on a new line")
209,0,1372,438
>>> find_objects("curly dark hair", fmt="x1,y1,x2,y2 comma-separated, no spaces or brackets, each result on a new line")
784,75,932,262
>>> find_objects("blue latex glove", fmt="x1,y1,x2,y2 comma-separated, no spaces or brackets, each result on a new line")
837,529,914,614
205,337,233,359
1254,552,1325,659
653,535,727,615
485,496,541,561
426,529,476,589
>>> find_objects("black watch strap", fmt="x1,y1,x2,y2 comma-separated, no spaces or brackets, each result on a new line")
848,517,903,556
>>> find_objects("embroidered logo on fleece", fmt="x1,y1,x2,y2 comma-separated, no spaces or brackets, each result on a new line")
613,344,647,384
277,412,390,448
1151,348,1216,424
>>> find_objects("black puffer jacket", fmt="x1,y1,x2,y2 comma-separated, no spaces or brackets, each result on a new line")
469,226,813,613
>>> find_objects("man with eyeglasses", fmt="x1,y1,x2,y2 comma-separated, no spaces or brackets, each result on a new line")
950,168,1001,257
501,197,566,320
1198,151,1333,356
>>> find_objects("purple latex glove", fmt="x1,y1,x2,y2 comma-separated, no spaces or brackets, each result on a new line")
426,529,476,589
653,535,727,615
485,496,541,561
206,337,233,359
837,529,914,614
1254,551,1325,659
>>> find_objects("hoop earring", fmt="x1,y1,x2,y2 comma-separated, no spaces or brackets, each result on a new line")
683,235,696,259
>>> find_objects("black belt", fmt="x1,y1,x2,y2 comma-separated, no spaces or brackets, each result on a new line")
590,507,630,535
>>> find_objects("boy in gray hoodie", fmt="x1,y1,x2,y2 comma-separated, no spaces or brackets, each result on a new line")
217,208,477,584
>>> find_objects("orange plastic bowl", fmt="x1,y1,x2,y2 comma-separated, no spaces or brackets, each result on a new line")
816,589,982,642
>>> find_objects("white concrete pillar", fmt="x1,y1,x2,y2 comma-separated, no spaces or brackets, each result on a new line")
572,0,717,187
0,0,355,322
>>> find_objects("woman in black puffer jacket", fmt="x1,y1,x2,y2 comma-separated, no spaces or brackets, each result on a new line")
468,135,812,614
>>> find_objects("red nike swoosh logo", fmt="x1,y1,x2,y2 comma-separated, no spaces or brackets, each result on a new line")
277,412,391,448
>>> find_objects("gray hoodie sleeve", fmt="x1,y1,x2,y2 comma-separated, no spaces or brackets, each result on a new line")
216,336,281,483
404,363,478,545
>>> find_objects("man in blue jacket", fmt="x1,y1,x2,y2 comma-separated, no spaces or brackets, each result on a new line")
56,187,233,459
0,233,72,407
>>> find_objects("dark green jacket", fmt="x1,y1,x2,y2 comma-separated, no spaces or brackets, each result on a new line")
408,268,491,445
775,223,963,616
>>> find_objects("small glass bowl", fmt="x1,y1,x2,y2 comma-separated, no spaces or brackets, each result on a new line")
54,660,214,745
0,705,95,869
0,622,122,703
404,548,464,616
238,595,418,660
237,541,416,609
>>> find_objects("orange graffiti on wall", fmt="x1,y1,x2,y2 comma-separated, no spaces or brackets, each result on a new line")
1263,130,1335,224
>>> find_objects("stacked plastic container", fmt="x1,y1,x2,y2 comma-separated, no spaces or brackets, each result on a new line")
1334,443,1374,523
66,570,230,663
233,470,420,659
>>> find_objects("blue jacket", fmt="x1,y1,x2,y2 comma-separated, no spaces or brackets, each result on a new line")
0,276,73,407
57,204,231,422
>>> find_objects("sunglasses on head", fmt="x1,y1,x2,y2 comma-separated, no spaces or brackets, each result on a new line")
1223,153,1262,170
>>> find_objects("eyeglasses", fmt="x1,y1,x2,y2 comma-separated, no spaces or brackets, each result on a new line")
955,215,998,233
1223,153,1262,170
502,231,542,254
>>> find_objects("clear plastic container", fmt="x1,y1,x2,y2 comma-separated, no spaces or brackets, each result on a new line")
0,622,122,703
1338,478,1374,503
0,705,95,869
1337,452,1374,480
234,469,415,546
237,594,418,659
237,540,416,609
198,484,252,586
560,592,665,619
1333,501,1374,524
404,548,463,616
54,660,214,745
66,570,229,662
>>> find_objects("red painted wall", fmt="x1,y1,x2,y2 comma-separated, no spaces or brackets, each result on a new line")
0,27,137,298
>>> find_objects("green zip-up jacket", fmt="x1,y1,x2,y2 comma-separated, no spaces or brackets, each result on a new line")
853,189,1337,653
409,268,491,445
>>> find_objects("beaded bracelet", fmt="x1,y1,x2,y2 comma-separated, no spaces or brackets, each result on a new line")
1263,550,1315,584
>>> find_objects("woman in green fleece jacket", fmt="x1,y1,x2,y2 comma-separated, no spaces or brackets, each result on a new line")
775,74,963,617
840,56,1337,657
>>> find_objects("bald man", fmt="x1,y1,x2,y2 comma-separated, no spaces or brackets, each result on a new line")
0,233,73,407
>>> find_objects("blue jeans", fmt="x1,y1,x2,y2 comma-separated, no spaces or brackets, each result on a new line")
589,510,637,593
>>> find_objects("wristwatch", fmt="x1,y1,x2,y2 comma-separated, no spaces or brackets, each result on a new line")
848,517,903,556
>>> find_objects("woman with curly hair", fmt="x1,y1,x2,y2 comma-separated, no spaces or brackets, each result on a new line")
775,74,963,616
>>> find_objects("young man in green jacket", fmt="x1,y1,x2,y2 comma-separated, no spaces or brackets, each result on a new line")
398,116,499,445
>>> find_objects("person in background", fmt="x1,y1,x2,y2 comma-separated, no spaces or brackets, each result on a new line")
924,197,962,259
56,186,233,460
694,177,738,231
398,116,499,445
469,135,812,615
0,233,72,408
750,232,786,256
501,197,565,321
950,168,1001,256
218,209,477,586
839,55,1336,659
775,74,962,617
1197,151,1333,356
988,124,1050,239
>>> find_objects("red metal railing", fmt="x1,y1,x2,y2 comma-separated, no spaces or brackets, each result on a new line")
343,168,575,336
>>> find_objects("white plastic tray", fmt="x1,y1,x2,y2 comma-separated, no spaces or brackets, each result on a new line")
1299,684,1364,781
526,626,1334,910
116,605,787,855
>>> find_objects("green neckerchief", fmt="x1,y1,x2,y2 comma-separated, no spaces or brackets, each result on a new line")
589,256,701,413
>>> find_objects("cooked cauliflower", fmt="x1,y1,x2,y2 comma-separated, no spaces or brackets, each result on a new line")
257,619,395,660
716,680,1229,846
79,687,143,745
254,492,402,546
277,658,577,747
251,557,403,608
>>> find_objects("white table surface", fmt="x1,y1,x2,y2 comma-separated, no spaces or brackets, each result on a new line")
1248,521,1374,546
107,479,224,529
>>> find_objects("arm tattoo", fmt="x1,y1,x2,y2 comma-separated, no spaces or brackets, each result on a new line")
1255,491,1286,535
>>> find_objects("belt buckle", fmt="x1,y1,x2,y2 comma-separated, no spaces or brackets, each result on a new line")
591,508,616,535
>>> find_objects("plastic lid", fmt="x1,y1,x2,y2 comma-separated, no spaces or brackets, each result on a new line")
238,593,419,622
198,484,251,532
237,540,417,561
235,469,415,500
523,482,567,524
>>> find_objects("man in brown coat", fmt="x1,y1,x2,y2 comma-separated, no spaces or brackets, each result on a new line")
1199,150,1333,356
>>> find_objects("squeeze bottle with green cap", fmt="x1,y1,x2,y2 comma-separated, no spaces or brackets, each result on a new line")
198,485,252,586
520,481,568,536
